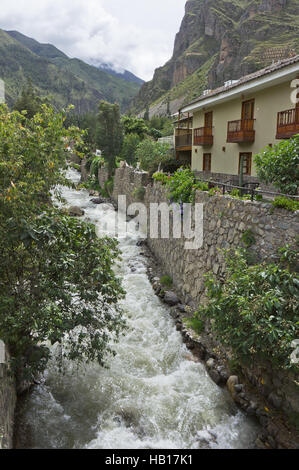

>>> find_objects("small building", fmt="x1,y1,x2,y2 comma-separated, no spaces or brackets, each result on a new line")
176,55,299,184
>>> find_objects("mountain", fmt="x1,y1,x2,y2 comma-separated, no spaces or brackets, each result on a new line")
97,63,144,85
0,29,142,113
132,0,299,117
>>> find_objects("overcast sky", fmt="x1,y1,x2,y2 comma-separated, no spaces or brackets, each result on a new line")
0,0,187,81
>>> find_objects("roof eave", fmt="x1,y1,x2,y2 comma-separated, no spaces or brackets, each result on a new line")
181,62,299,114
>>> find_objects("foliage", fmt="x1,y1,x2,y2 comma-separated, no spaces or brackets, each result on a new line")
0,104,125,381
148,116,174,138
197,249,299,370
184,315,204,335
168,168,196,203
254,136,299,195
90,155,105,179
121,116,148,138
241,230,256,248
97,101,124,177
272,196,299,212
120,133,141,166
208,187,222,197
13,80,46,118
160,275,173,288
152,172,170,185
136,138,172,175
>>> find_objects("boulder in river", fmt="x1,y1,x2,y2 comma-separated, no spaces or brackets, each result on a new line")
164,291,180,306
68,206,85,217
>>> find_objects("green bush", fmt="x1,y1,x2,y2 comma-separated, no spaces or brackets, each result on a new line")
197,249,299,370
152,172,170,185
160,275,173,288
169,168,196,203
208,186,222,197
272,196,299,212
136,138,173,175
254,135,299,195
185,315,205,335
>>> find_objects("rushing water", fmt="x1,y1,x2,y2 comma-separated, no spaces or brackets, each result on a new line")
15,168,259,449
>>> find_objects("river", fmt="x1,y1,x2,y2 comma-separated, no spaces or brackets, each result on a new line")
15,168,259,449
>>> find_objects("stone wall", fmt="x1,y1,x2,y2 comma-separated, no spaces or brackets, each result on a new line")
98,167,109,189
0,345,17,449
112,166,298,306
111,166,299,432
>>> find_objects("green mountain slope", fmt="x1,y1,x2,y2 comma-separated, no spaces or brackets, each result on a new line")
132,0,299,116
0,29,141,113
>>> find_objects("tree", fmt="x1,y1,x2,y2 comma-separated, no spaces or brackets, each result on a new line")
136,138,174,174
13,80,46,119
120,133,141,166
254,135,299,195
0,104,125,382
121,115,148,139
97,101,123,177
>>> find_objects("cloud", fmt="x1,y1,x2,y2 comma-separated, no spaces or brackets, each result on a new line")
0,0,186,80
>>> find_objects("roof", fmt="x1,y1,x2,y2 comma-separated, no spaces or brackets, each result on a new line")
181,54,299,113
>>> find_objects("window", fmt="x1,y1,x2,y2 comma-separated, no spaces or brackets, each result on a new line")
242,100,255,120
203,153,211,172
239,152,252,176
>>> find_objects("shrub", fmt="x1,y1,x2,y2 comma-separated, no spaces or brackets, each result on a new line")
197,249,299,370
120,133,141,166
152,172,170,185
254,135,299,195
136,138,173,175
208,186,222,197
272,196,299,212
169,168,196,203
160,275,173,288
185,315,205,334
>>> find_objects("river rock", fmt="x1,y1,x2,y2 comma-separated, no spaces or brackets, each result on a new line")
227,376,239,399
90,197,106,205
68,206,85,217
164,291,180,306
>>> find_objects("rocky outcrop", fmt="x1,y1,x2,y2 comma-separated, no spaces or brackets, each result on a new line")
132,0,299,116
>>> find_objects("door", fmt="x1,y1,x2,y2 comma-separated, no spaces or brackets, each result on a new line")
204,111,213,128
239,152,252,176
242,100,254,120
203,153,212,172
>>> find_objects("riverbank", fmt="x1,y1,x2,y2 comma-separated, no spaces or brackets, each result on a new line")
107,164,299,449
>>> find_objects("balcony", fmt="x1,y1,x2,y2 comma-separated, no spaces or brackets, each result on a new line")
175,128,192,150
194,127,213,146
276,108,299,139
227,119,255,143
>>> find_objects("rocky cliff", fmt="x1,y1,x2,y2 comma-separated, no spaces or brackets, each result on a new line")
133,0,299,116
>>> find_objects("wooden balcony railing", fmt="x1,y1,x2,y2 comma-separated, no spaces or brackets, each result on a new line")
194,127,213,146
276,108,299,139
227,119,255,143
175,129,192,149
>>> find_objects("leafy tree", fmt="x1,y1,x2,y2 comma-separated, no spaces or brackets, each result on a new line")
120,133,141,166
122,115,148,139
97,101,123,177
136,138,174,174
13,80,46,119
0,104,125,381
254,135,299,195
197,249,299,370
